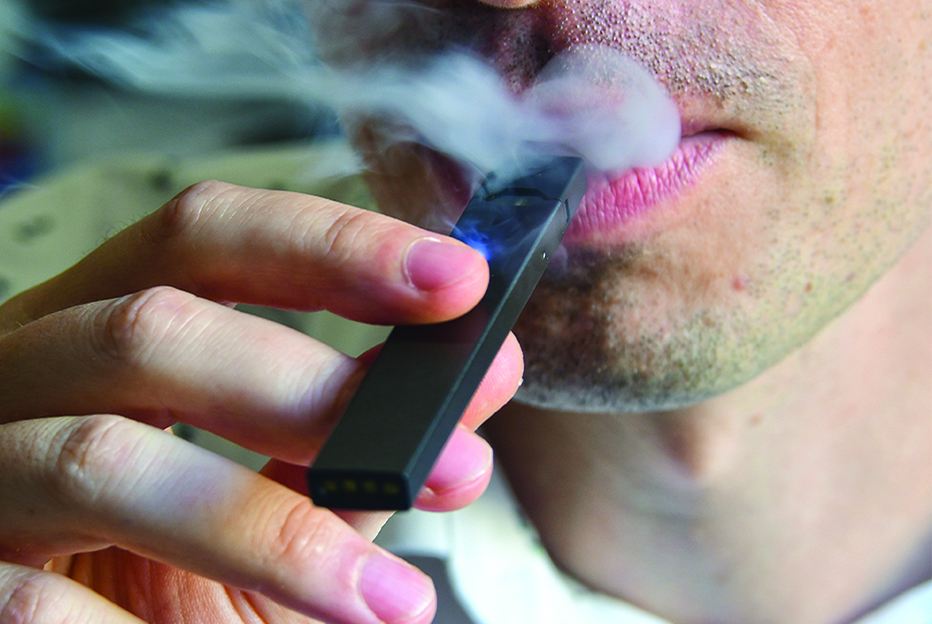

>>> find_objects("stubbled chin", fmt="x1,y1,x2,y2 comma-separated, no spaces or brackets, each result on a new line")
506,238,769,414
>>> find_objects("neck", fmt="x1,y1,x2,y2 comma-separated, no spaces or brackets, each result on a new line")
484,227,932,624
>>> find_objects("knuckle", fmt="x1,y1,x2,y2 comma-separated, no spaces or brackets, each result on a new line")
320,208,383,266
46,415,139,509
0,569,68,624
94,286,193,368
264,498,343,571
153,180,231,242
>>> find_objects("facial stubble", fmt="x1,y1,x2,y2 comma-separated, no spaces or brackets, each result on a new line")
512,243,763,413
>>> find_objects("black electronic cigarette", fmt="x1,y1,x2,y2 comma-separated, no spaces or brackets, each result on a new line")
307,156,587,510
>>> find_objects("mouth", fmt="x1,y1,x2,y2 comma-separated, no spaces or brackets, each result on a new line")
565,126,734,244
404,121,736,244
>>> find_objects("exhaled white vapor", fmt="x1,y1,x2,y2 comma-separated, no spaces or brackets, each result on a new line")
317,44,681,178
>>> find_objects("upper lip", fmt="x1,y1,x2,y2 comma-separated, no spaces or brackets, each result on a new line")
473,4,761,145
676,100,755,142
680,120,736,140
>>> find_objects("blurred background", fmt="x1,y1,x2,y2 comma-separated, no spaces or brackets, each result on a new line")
0,0,387,468
0,0,344,194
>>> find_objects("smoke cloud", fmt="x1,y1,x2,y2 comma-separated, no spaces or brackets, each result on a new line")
23,0,681,180
315,43,681,180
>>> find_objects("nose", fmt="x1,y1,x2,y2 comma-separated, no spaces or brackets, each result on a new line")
475,0,541,7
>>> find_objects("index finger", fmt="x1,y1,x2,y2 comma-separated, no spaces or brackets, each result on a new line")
2,181,487,330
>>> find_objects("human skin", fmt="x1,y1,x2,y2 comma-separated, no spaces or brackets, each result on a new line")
0,182,525,623
316,0,932,622
329,0,930,410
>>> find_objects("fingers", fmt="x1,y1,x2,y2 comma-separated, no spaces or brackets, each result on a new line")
0,287,359,462
413,426,494,512
0,562,147,624
458,332,524,430
0,416,437,624
0,179,522,624
262,425,496,521
0,180,488,331
412,333,523,511
0,287,524,468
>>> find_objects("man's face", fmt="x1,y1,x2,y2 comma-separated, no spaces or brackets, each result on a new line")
313,0,931,412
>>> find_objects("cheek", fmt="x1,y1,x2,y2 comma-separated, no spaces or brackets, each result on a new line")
351,122,477,233
789,1,931,239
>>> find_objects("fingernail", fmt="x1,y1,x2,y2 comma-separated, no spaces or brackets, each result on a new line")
404,237,480,291
360,554,435,623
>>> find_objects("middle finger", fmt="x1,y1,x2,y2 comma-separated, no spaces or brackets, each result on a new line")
0,287,524,464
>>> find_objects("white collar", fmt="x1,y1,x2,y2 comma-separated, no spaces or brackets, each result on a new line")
377,470,931,624
379,470,676,624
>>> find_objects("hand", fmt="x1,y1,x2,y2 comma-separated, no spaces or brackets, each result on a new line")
0,181,524,624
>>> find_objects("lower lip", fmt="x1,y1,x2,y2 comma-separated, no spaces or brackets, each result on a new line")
564,131,730,242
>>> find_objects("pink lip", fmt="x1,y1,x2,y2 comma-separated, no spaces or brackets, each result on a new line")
565,131,730,243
